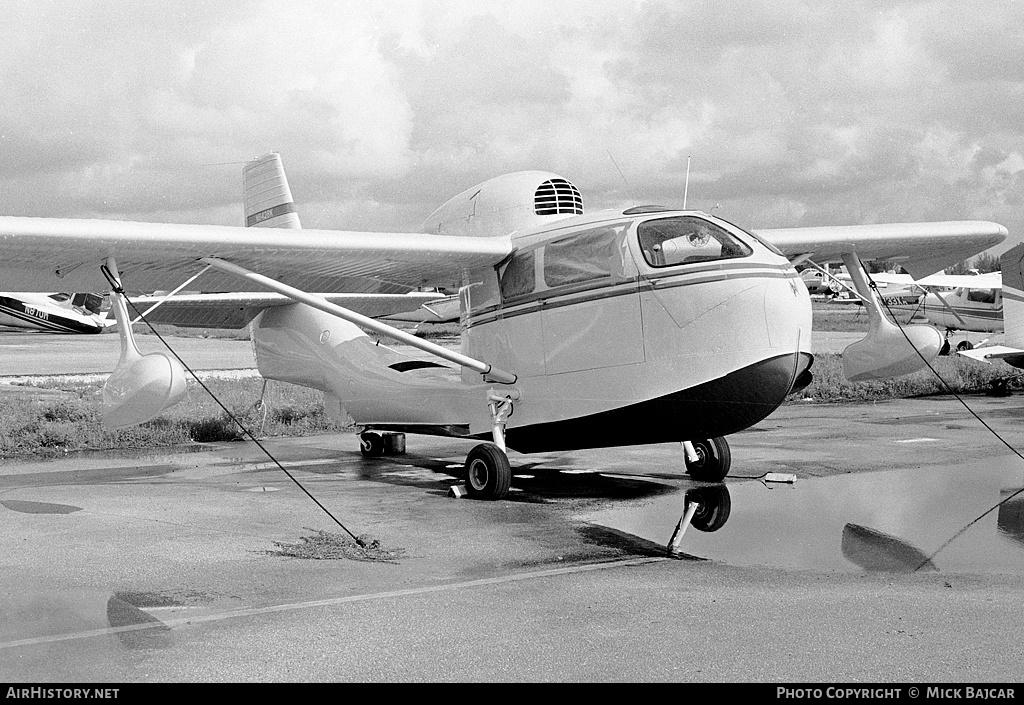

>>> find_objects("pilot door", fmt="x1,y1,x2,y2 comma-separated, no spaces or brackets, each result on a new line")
495,222,645,376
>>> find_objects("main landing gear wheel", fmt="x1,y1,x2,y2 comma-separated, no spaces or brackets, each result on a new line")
359,431,384,458
464,443,512,500
957,341,974,352
685,436,732,482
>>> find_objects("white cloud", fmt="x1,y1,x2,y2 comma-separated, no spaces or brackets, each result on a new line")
0,0,1020,244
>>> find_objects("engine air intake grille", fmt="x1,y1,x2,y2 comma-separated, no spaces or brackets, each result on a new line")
534,179,583,216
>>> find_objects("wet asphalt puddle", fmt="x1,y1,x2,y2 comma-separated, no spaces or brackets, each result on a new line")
582,459,1024,574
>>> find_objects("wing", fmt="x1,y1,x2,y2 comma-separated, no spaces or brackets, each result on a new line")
126,291,454,329
869,271,1002,290
755,221,1007,279
0,216,513,294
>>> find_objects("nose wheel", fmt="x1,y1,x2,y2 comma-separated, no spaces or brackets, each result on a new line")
684,436,731,482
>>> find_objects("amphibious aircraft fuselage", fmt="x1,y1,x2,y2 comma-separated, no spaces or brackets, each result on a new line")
251,204,813,452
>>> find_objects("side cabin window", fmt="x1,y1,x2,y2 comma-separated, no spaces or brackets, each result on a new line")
637,216,751,268
499,250,536,301
967,288,998,304
497,223,630,305
543,225,628,288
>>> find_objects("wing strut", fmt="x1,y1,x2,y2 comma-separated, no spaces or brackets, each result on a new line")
199,257,518,385
129,264,212,324
907,282,968,329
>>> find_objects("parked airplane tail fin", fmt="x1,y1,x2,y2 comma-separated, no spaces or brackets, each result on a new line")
243,152,301,229
1000,243,1024,349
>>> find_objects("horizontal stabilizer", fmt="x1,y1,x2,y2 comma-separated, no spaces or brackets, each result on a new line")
129,292,453,329
958,345,1024,365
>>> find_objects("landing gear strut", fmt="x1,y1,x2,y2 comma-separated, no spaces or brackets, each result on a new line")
462,389,520,500
683,436,731,482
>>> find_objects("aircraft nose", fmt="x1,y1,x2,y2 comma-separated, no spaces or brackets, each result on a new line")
671,273,814,438
765,272,814,390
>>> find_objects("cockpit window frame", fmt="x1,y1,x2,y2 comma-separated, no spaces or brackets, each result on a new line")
636,215,754,269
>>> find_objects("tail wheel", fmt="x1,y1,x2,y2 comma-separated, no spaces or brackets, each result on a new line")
464,443,512,500
685,437,732,482
359,431,384,458
957,340,974,352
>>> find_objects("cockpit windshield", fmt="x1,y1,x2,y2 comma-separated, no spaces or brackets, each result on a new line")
637,216,752,267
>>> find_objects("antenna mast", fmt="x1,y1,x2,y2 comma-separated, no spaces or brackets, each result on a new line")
683,155,691,210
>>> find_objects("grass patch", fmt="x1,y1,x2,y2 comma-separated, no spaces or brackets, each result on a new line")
132,323,252,340
412,322,461,339
266,529,406,562
0,377,350,458
789,352,1021,403
812,302,919,331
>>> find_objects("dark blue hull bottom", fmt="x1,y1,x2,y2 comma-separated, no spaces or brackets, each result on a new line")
502,351,810,453
370,351,812,454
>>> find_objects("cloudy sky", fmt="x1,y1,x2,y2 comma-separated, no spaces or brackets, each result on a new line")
1,0,1022,253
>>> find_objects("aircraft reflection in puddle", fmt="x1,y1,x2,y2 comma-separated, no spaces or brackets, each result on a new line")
583,461,1024,574
841,523,937,573
667,484,732,556
997,488,1024,546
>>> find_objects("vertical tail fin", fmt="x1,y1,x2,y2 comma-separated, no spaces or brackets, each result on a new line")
243,153,301,229
1000,244,1024,348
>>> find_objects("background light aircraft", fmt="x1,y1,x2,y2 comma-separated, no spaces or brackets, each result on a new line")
868,271,1003,340
0,153,1006,499
953,244,1024,368
0,291,111,334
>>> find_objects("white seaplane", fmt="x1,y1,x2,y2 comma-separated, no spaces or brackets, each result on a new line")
0,154,1007,499
0,291,111,333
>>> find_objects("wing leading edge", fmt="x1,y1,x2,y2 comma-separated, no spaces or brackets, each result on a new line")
756,221,1008,279
0,216,514,294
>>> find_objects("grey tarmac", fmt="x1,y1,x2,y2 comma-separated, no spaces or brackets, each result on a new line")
2,393,1024,683
2,328,1024,682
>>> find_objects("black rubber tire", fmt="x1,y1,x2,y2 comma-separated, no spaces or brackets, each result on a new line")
464,443,512,500
359,431,384,458
684,437,732,482
685,484,732,532
957,341,974,352
939,339,951,356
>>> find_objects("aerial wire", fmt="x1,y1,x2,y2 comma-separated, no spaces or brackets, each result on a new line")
100,264,367,547
606,150,635,208
683,155,691,210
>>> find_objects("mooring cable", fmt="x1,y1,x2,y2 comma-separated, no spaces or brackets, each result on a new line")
865,267,1024,571
100,268,365,546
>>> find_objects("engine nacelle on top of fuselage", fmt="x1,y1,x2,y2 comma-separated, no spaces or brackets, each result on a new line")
420,171,586,238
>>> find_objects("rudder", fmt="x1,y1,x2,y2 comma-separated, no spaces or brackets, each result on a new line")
243,153,301,229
